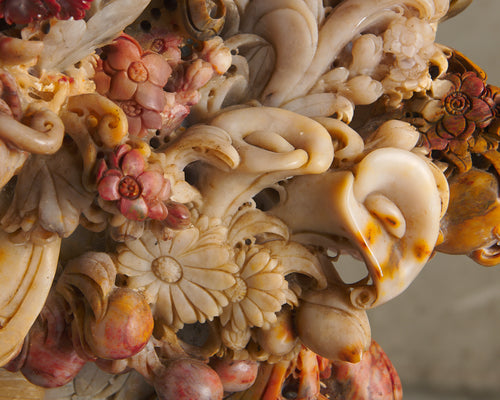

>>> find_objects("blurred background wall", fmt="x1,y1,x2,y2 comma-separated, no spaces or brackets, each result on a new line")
367,2,500,399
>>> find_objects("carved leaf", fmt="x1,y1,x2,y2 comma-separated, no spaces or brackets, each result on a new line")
1,145,95,240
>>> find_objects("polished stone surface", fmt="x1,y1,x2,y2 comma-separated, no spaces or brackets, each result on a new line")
368,3,500,396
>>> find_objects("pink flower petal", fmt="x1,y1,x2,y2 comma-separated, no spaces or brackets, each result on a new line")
461,72,485,98
103,168,123,178
121,149,145,177
127,115,142,137
119,197,148,221
95,159,108,182
98,175,121,201
135,81,167,112
147,200,169,220
137,170,166,199
141,109,163,130
466,97,494,125
108,71,138,101
441,114,468,137
158,179,171,201
110,144,132,169
142,52,172,87
183,59,214,92
105,36,142,71
93,71,111,95
445,74,461,91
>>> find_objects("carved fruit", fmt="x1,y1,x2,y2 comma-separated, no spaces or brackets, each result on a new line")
256,307,298,357
85,288,154,360
323,340,403,400
21,318,87,388
153,358,224,400
210,358,259,393
295,288,371,363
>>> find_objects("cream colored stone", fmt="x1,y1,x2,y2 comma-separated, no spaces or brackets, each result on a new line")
0,230,60,366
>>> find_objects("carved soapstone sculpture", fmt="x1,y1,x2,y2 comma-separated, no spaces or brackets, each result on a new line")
0,0,497,399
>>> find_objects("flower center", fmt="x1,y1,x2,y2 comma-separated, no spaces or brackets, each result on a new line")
128,61,148,83
226,277,247,303
444,91,471,116
151,39,165,53
121,100,143,117
119,176,141,199
152,256,183,283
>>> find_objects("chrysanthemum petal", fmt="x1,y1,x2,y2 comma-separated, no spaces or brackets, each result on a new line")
127,272,157,289
180,280,220,319
157,285,174,326
182,266,235,290
209,289,229,308
240,251,271,279
232,303,247,332
241,299,264,328
123,237,155,261
181,246,230,268
220,308,231,326
247,288,283,312
246,272,284,291
141,232,162,259
169,227,199,255
171,284,198,324
117,249,153,272
142,280,161,304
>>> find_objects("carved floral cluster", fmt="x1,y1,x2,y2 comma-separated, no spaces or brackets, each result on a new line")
96,144,171,221
418,71,499,172
0,0,93,25
116,218,237,330
382,16,438,98
94,34,171,138
94,32,231,140
220,245,292,350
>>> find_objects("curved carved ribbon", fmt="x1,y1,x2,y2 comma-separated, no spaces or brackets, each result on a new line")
271,148,442,308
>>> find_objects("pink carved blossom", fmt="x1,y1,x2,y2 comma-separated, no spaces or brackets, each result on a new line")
96,144,170,221
0,0,92,25
94,34,172,137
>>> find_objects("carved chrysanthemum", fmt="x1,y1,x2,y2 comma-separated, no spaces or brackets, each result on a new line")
116,221,238,330
219,245,291,347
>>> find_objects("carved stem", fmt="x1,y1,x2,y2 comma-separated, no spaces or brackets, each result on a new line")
0,110,64,155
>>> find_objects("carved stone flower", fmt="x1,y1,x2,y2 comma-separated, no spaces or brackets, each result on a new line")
0,0,92,25
220,245,290,337
116,221,238,330
97,144,171,221
94,34,171,137
382,16,437,97
420,71,497,171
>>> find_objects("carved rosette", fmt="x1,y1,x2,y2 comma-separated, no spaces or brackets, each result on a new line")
116,219,238,330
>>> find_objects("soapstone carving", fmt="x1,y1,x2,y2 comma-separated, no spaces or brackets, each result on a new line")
0,0,497,399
